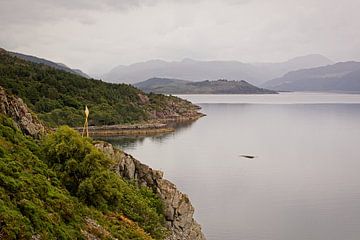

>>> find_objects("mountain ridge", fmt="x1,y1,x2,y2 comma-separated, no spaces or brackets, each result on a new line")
262,61,360,92
102,54,333,85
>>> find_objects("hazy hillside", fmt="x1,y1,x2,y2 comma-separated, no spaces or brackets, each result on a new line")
262,61,360,92
0,49,201,127
135,77,277,94
252,54,333,81
8,51,91,78
102,55,333,85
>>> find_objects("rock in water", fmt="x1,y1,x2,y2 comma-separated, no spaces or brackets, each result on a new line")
240,155,256,159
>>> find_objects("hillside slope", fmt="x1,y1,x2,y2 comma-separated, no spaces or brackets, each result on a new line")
262,61,360,92
0,49,201,127
135,78,277,94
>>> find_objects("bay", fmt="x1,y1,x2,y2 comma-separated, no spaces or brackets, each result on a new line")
100,92,360,240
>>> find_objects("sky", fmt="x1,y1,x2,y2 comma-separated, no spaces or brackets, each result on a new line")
1,0,359,75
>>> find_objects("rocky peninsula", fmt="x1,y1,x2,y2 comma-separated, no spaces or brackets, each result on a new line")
0,85,206,239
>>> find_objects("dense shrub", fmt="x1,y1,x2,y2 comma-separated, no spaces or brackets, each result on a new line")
42,126,167,238
0,116,167,239
0,115,83,239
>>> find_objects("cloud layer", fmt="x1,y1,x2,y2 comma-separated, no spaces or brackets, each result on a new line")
1,0,359,75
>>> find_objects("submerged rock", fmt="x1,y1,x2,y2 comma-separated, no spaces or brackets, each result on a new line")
240,155,257,159
95,141,206,240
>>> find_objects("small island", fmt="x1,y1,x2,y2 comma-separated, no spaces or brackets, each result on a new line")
135,77,278,94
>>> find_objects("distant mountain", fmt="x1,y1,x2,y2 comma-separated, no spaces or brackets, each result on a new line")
252,54,333,80
102,54,333,85
262,61,360,92
134,77,277,94
8,51,91,78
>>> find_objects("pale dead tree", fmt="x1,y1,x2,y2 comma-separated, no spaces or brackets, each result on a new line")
82,105,89,137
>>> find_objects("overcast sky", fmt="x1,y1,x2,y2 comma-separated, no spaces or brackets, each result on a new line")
1,0,359,75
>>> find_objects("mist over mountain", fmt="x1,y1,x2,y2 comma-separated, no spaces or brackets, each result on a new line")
102,54,333,85
8,51,90,78
262,61,360,92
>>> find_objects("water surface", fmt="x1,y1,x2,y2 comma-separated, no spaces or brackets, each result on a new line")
103,93,360,240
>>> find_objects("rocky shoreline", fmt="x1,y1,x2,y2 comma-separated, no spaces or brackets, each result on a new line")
95,141,206,240
74,113,205,137
74,122,174,137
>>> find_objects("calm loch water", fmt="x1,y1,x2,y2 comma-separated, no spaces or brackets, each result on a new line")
101,93,360,240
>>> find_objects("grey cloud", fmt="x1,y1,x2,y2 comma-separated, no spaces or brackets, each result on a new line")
0,0,153,26
0,0,359,75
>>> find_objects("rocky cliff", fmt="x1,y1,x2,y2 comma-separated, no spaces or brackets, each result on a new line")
0,86,206,239
0,86,45,138
94,141,206,240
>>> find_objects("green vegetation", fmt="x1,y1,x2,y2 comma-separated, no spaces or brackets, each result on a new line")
0,115,167,239
0,51,192,127
135,77,278,94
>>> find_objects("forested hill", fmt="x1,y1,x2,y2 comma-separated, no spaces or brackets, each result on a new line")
135,77,277,94
0,48,201,127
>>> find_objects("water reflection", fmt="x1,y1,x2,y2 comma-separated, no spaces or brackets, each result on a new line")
96,93,360,240
94,119,198,150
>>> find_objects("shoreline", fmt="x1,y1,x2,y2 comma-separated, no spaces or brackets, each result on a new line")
73,113,205,137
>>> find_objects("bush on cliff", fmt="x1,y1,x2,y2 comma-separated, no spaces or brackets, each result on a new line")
0,115,167,239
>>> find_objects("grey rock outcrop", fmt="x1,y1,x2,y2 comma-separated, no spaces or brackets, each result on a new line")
0,86,45,138
94,141,206,240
